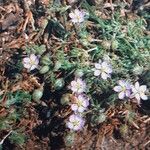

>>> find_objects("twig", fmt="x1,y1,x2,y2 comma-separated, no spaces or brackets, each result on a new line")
0,131,12,145
131,121,140,129
87,47,98,52
0,6,5,11
22,0,35,31
111,136,118,144
143,117,150,123
144,140,150,147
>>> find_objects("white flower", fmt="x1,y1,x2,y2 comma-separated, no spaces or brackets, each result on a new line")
71,94,89,113
69,9,85,23
66,114,85,131
114,80,131,99
93,60,112,80
70,78,86,94
131,82,148,104
23,54,39,71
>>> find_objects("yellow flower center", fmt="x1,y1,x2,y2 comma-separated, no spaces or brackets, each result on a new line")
73,121,79,126
122,86,126,91
77,100,82,107
30,59,36,65
76,15,81,21
76,83,81,90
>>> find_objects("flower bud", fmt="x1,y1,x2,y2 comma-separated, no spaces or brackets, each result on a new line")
36,45,46,55
111,40,119,49
60,93,71,105
64,133,75,147
39,66,50,74
54,61,62,71
32,87,43,101
101,40,111,49
138,40,144,48
41,54,52,65
97,114,106,123
81,39,89,46
91,113,106,125
54,78,65,90
133,64,143,75
74,69,84,77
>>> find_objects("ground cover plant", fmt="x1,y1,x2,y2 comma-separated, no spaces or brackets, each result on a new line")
0,0,150,149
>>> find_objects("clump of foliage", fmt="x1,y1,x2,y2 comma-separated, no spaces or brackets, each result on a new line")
0,91,31,148
21,0,149,134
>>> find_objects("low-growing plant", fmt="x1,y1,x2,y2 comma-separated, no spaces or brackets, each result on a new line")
0,91,31,148
21,1,150,135
1,0,149,148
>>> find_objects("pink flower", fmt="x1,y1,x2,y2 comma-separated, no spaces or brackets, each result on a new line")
66,114,85,131
114,80,131,99
70,78,86,94
71,94,89,113
23,54,39,71
69,9,85,24
131,82,148,104
93,60,112,80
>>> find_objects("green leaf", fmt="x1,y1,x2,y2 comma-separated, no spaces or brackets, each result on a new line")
6,91,31,107
9,131,25,146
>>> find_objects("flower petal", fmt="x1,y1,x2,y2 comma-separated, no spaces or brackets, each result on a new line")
71,87,78,93
101,61,108,68
78,17,84,23
118,91,125,99
82,100,89,107
118,80,126,87
125,82,131,89
78,88,84,94
125,90,131,97
67,122,73,129
69,12,75,18
77,78,83,84
98,59,102,64
114,86,122,92
105,66,112,73
30,54,36,61
73,125,81,131
140,93,148,100
131,86,137,93
71,104,78,111
135,82,140,90
23,63,31,69
101,72,108,80
71,81,77,87
94,70,101,76
69,115,75,122
71,18,79,23
30,65,37,71
78,106,85,113
74,9,81,16
140,85,147,92
95,63,101,69
130,93,135,99
34,58,39,65
78,95,84,101
23,57,30,63
135,93,141,101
